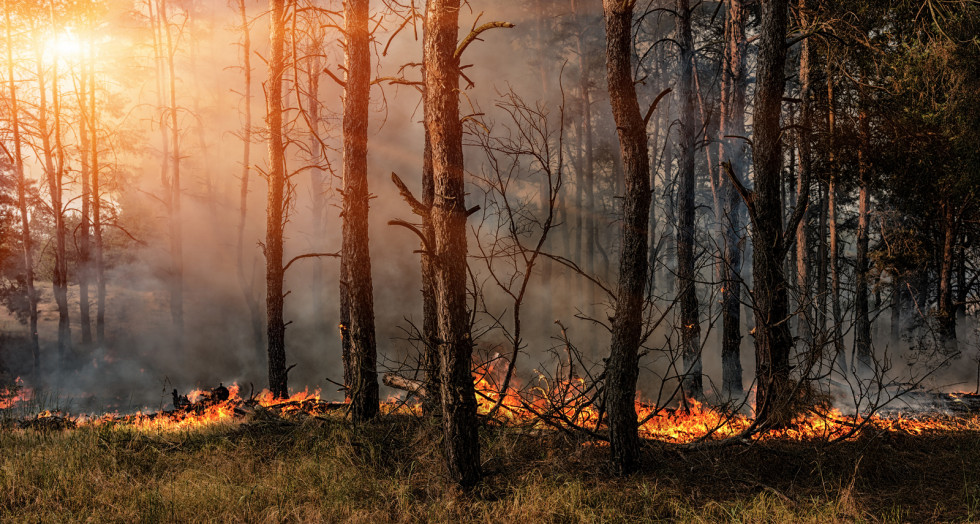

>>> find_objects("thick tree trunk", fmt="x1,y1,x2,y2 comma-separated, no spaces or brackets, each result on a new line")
603,0,652,475
675,0,702,399
6,5,39,372
718,0,748,399
266,0,288,398
424,0,481,487
341,0,380,422
750,0,795,427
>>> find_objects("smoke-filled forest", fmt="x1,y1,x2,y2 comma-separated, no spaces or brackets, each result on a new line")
1,0,980,520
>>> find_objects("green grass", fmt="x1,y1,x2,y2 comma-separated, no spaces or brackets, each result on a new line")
1,415,979,523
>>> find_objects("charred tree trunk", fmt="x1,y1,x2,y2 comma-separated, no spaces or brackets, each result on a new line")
266,0,288,398
675,0,702,399
603,0,652,475
718,0,748,399
5,4,39,372
340,0,380,422
424,0,481,487
747,0,798,427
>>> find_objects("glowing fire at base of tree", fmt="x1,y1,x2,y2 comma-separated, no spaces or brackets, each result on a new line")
4,370,980,443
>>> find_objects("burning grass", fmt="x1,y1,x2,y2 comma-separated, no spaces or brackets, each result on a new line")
4,374,980,521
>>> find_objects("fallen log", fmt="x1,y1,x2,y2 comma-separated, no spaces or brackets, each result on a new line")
382,373,428,398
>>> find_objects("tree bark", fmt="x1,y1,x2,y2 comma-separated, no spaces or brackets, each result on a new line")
718,0,748,399
603,0,652,475
266,0,288,398
424,0,481,487
340,0,380,422
749,0,795,427
795,0,813,353
675,0,702,399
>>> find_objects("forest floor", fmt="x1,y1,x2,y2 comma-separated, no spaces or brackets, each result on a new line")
2,412,979,523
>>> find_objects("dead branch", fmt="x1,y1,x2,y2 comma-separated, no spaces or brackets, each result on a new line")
283,252,340,273
391,172,428,216
454,20,515,62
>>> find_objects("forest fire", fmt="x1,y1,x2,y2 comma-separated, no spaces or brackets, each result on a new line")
0,377,31,409
4,369,978,445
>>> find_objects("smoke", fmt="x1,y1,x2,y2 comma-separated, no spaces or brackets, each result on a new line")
2,0,976,418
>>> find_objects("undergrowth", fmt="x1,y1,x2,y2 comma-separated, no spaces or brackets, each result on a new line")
1,415,979,523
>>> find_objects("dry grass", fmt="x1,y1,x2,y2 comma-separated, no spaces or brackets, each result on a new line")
1,414,979,523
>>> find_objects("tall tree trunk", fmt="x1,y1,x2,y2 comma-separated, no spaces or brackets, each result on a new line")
89,42,105,344
6,4,39,372
816,182,828,334
308,59,327,340
602,0,652,475
748,0,797,427
826,64,844,373
675,0,702,399
854,87,872,372
424,0,481,487
35,16,71,364
938,204,958,352
572,0,597,327
795,0,813,353
234,0,264,359
79,60,92,346
266,0,288,398
340,0,380,422
718,0,748,399
159,0,183,342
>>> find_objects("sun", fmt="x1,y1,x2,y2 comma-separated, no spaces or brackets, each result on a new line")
44,30,86,64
